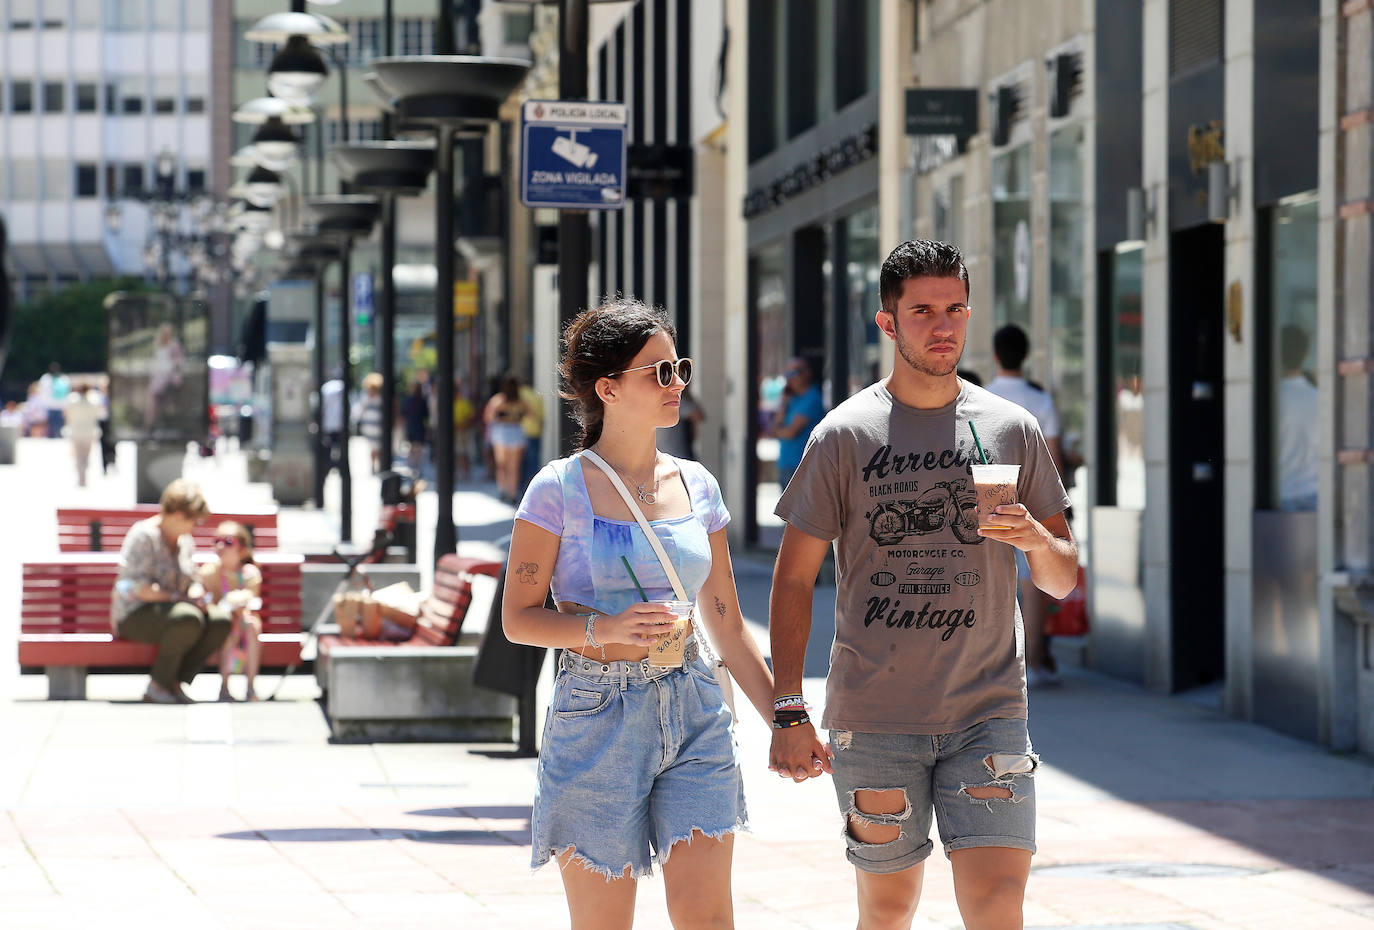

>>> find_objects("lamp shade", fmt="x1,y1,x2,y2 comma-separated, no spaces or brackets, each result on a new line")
244,11,348,44
249,118,301,171
233,96,315,125
369,56,532,127
267,35,329,106
242,166,285,208
330,141,436,195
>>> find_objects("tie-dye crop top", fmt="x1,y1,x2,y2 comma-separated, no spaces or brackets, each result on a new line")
514,452,731,617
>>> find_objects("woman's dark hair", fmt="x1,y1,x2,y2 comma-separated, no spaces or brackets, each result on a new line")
559,297,676,449
500,373,522,402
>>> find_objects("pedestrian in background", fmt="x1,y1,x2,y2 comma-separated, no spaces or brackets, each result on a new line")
39,362,70,438
503,297,774,929
519,377,546,492
486,373,530,505
987,323,1066,689
90,374,116,474
111,480,231,704
320,369,346,473
768,239,1076,930
22,382,45,436
770,357,825,490
62,380,101,487
402,378,429,472
453,375,475,480
354,372,385,474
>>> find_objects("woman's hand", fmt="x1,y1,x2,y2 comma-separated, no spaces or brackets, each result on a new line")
139,582,174,603
596,603,677,646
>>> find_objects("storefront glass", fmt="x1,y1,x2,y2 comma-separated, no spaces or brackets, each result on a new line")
752,244,789,548
992,144,1032,330
1050,124,1086,491
1108,244,1144,509
1266,193,1319,511
843,206,882,398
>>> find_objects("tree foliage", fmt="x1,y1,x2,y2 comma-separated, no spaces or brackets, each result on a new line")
2,278,148,397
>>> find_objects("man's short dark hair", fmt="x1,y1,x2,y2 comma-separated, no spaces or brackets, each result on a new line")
993,324,1030,371
1279,324,1309,371
879,239,970,315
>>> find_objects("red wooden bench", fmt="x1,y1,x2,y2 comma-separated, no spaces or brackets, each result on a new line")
19,552,305,699
56,507,280,553
316,555,502,679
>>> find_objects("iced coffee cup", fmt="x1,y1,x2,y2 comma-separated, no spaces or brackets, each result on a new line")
970,463,1021,531
648,600,693,667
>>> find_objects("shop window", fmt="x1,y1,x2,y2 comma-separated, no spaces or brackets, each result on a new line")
992,144,1032,331
1049,124,1086,480
1103,243,1144,509
1262,194,1319,511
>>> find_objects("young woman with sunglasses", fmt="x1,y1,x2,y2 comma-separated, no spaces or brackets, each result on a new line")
199,522,263,702
503,298,774,930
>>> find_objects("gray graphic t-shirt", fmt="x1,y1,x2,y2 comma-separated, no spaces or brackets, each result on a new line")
775,380,1070,734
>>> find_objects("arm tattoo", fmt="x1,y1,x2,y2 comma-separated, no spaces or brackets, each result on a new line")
515,562,540,584
713,596,727,618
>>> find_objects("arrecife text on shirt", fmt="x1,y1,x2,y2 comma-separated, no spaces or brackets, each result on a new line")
863,444,977,483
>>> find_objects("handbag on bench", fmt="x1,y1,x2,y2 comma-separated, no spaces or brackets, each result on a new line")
583,450,738,717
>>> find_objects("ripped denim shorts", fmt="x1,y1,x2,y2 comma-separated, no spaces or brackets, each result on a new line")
827,717,1039,873
530,646,747,879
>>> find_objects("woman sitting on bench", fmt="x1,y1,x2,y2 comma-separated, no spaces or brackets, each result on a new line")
111,480,231,704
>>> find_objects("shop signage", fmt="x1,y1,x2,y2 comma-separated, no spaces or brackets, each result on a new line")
743,123,878,219
627,143,695,200
520,99,628,210
905,88,979,137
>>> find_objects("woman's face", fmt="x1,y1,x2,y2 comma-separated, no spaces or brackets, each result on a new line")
600,329,686,433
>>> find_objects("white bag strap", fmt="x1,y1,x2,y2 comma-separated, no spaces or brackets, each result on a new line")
582,450,687,600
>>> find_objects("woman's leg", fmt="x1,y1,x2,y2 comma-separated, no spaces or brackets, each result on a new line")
557,852,638,930
244,617,263,699
118,603,197,692
72,439,91,486
662,830,735,929
176,605,233,687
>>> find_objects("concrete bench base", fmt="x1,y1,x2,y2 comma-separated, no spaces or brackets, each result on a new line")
324,645,516,743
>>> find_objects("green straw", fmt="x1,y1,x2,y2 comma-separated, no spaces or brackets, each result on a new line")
621,555,650,602
968,421,989,465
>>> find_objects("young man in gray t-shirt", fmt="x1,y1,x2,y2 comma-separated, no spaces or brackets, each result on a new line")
768,239,1077,930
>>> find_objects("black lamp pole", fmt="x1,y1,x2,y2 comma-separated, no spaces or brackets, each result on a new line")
336,61,353,543
433,0,458,558
557,0,589,455
379,0,397,474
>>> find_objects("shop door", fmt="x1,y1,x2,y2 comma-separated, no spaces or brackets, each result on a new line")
1168,224,1226,690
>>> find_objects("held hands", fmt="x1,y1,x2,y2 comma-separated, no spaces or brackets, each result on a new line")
768,723,834,782
976,503,1050,552
597,602,678,647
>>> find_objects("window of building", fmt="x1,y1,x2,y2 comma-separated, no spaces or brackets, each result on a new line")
1049,123,1086,478
75,163,99,198
184,2,206,29
153,76,177,114
76,82,98,112
784,0,818,138
399,18,433,55
43,159,72,198
9,0,34,29
992,143,1032,331
834,0,878,109
840,205,882,398
184,75,206,114
933,174,964,251
74,0,101,27
1262,193,1319,511
350,17,381,64
105,82,118,114
504,10,533,45
154,98,175,114
43,82,64,113
152,1,178,29
186,169,206,192
13,81,33,113
12,159,38,198
747,0,780,161
123,163,145,195
122,93,144,114
109,0,144,31
1103,243,1144,509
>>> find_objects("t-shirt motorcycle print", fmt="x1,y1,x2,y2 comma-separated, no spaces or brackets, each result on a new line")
776,381,1070,735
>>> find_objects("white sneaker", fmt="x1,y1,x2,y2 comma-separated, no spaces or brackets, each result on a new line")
1026,666,1062,690
143,681,180,704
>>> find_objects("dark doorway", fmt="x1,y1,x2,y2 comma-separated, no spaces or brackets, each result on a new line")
1168,223,1226,691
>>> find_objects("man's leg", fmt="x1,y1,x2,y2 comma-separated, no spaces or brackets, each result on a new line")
950,846,1031,930
851,791,926,930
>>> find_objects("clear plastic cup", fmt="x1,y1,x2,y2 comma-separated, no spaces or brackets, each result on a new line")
648,600,693,667
970,463,1021,530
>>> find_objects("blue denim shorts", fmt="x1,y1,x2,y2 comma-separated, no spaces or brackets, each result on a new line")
827,717,1039,873
530,645,747,879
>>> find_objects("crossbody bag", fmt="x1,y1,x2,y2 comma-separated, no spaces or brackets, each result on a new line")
582,450,737,717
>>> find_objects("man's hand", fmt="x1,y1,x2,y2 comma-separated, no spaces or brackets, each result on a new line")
769,724,834,782
976,503,1049,552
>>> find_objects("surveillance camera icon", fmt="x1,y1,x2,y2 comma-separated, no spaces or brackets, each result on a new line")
552,135,598,169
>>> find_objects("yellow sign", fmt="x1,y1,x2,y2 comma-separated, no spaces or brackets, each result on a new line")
454,281,479,317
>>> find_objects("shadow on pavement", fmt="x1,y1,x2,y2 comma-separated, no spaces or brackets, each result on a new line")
217,826,529,846
406,805,531,820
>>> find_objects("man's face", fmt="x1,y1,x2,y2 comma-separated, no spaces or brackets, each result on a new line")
877,275,970,378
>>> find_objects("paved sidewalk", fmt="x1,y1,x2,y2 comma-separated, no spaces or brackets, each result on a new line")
3,438,1374,929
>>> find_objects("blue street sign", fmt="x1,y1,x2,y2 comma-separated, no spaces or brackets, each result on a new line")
520,99,627,210
353,272,374,325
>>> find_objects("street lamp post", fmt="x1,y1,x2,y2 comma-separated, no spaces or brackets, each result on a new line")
368,52,530,562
